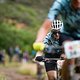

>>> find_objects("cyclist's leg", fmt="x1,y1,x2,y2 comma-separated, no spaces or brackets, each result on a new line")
61,59,73,80
61,33,80,80
44,59,57,80
72,57,80,80
63,58,80,80
47,70,57,80
67,37,80,79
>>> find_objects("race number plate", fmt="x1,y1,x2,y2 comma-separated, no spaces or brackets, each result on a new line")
64,40,80,59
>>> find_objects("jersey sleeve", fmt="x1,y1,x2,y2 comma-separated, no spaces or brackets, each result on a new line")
43,32,52,46
48,0,67,21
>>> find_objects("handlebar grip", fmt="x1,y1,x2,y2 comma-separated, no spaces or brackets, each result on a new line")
35,56,44,62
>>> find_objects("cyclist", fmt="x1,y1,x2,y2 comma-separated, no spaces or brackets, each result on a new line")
33,0,80,79
43,20,73,80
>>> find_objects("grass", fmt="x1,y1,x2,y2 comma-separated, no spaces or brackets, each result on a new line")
0,61,37,78
0,62,20,68
0,74,7,80
0,54,37,77
17,62,37,77
0,61,47,79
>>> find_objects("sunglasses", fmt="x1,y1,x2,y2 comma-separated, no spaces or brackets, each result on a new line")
52,31,60,34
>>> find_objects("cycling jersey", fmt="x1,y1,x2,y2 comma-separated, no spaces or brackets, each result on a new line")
43,31,73,55
48,0,80,38
43,31,60,47
43,31,73,46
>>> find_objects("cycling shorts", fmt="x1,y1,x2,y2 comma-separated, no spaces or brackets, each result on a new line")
44,53,60,72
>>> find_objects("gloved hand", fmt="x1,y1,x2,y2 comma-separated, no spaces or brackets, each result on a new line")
57,60,65,69
32,51,44,66
33,42,45,51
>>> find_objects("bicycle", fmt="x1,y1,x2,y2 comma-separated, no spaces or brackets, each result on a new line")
35,56,64,80
34,40,80,80
35,45,64,80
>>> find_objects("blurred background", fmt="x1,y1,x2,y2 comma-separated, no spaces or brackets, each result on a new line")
0,0,53,80
0,0,53,54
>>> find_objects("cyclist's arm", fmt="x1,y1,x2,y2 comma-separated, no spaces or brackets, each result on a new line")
43,32,52,46
35,19,52,42
35,0,64,42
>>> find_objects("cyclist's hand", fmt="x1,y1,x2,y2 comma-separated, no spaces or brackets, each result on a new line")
57,60,65,69
33,42,45,51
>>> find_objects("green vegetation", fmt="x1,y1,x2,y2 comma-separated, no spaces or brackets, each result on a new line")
0,22,36,53
0,74,6,80
17,62,36,76
0,3,43,27
0,0,53,54
17,68,36,77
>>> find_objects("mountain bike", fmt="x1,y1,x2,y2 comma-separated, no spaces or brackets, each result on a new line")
34,40,80,80
35,56,64,80
35,45,64,80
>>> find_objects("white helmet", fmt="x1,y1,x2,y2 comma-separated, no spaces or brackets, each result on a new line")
51,20,63,30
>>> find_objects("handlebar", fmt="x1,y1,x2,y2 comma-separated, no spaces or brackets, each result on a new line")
35,56,64,62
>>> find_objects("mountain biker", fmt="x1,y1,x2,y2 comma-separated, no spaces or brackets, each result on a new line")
33,0,80,79
43,20,73,80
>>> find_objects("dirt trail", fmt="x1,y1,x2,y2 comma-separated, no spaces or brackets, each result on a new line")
0,64,37,80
